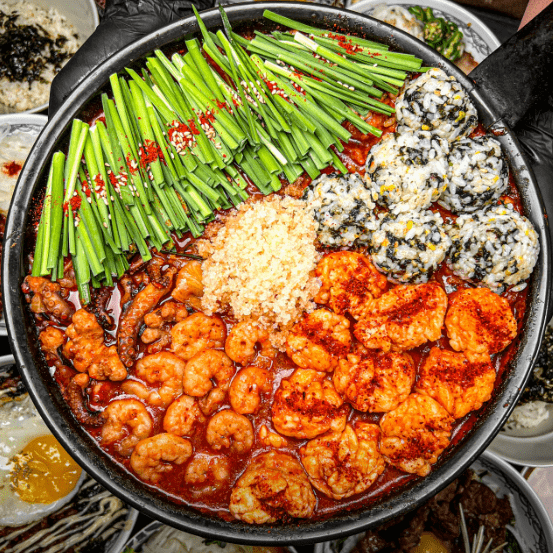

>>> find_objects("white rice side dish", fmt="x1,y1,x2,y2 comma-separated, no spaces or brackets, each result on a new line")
505,401,550,430
302,172,378,247
364,130,449,214
396,68,478,142
0,1,82,112
439,134,509,213
371,210,452,283
0,122,43,214
370,4,425,40
447,202,540,291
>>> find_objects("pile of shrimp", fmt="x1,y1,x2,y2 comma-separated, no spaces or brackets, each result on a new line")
30,245,520,524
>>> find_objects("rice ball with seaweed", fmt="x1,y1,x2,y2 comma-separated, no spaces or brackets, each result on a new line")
396,68,478,142
440,134,509,213
365,131,449,214
448,202,539,291
371,210,452,283
302,173,378,248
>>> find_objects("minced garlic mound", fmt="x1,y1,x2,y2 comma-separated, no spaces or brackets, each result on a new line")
199,196,321,347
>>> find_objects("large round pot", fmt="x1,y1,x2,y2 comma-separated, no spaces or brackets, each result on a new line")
3,2,552,546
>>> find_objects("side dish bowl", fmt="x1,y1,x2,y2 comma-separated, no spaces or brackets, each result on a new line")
346,0,501,63
0,0,99,115
3,2,551,545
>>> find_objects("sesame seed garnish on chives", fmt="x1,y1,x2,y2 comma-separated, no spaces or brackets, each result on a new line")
32,6,423,302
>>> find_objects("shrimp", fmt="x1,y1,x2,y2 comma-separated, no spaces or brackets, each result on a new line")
171,312,226,361
118,271,176,367
130,433,192,484
122,352,185,408
206,409,254,454
300,423,385,500
286,309,351,372
163,395,206,436
101,399,153,457
445,287,517,363
354,282,448,353
272,369,349,439
141,301,189,352
415,347,496,419
183,349,234,416
379,393,453,477
258,425,288,448
63,309,127,381
184,454,230,495
314,252,387,319
225,321,276,366
229,451,316,524
334,352,415,413
229,366,272,415
172,260,204,311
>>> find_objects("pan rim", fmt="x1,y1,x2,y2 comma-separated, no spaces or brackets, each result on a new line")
3,2,551,544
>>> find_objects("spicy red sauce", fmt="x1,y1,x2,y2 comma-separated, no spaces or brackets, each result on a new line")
29,81,529,524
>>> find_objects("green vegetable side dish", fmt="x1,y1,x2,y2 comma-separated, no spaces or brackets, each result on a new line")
408,6,465,61
31,7,425,303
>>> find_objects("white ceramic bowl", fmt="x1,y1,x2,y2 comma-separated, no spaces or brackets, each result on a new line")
346,0,501,64
119,520,300,552
0,0,99,115
488,319,553,467
0,113,48,336
314,450,553,553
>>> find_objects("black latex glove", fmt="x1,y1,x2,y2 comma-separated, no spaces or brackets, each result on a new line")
49,0,214,118
515,101,553,317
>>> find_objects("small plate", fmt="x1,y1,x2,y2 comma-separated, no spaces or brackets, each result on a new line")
0,113,48,336
346,0,502,63
0,0,99,114
488,420,553,467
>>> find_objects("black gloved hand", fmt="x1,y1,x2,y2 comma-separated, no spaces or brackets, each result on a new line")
516,99,553,226
49,0,214,118
515,100,553,317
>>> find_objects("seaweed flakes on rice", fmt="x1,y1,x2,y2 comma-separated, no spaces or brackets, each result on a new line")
396,68,478,142
302,172,378,247
364,130,449,214
447,202,539,292
440,134,509,214
371,210,451,283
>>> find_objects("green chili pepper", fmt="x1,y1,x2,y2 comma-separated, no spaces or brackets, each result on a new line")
441,30,464,61
408,6,425,21
444,20,458,40
424,18,446,45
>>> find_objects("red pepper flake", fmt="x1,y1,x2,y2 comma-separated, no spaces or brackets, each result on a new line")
94,174,105,192
2,161,22,177
70,195,81,210
81,180,92,198
199,112,215,125
187,120,200,135
63,201,69,214
138,139,165,168
108,172,118,186
216,99,227,110
126,153,138,174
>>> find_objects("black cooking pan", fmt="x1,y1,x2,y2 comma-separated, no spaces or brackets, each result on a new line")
3,3,552,546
